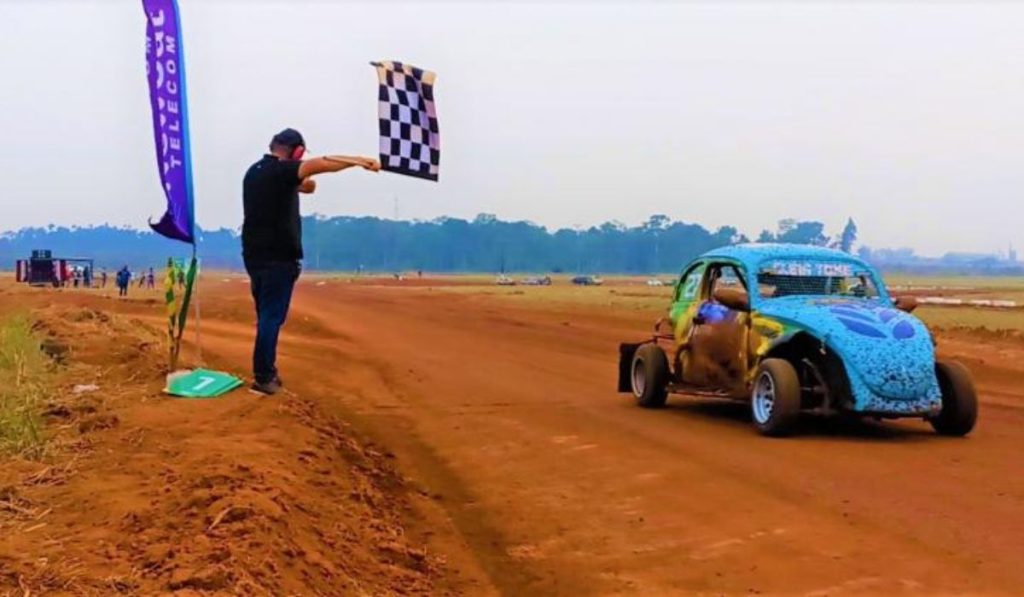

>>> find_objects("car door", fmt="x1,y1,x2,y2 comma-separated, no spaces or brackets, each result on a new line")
682,262,750,392
662,262,706,376
669,262,706,332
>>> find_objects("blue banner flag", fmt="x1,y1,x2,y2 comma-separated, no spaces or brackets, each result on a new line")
142,0,196,244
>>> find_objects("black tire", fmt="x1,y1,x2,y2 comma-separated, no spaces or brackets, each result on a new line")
930,360,978,437
751,359,801,437
631,344,669,408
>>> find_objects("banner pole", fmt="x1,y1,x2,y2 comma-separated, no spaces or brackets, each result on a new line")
193,244,203,365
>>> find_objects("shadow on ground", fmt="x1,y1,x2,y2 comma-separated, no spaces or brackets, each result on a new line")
661,396,940,442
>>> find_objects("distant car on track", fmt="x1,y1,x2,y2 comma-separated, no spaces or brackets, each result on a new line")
522,276,552,286
619,244,978,437
496,274,517,286
572,275,604,286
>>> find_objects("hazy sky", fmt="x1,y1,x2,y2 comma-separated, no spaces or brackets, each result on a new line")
1,1,1022,255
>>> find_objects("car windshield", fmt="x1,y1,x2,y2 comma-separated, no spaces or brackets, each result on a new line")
757,259,880,299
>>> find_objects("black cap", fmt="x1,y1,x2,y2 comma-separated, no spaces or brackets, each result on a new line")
270,128,305,149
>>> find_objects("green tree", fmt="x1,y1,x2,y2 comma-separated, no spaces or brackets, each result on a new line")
839,218,858,253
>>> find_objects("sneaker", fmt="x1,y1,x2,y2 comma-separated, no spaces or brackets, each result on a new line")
272,375,284,388
250,378,281,395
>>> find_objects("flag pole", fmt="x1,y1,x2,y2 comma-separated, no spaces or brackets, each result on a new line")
192,243,203,365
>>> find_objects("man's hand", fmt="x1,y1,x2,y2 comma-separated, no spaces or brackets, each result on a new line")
299,178,317,194
361,158,381,172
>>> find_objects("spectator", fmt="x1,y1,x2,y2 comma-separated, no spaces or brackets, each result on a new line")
116,266,130,297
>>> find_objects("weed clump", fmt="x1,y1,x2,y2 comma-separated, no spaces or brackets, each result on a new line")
0,315,51,458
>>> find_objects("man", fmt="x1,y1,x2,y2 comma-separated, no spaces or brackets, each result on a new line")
242,128,380,395
116,266,130,297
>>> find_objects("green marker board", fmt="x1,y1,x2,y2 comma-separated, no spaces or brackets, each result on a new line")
166,369,243,398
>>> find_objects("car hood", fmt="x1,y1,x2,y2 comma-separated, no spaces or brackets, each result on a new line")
755,297,936,400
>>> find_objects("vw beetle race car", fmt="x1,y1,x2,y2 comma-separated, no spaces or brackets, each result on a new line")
619,244,978,437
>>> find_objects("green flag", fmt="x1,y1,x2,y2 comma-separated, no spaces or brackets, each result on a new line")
172,256,198,368
164,255,198,370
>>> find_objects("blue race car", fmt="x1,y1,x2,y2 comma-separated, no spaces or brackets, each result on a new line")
619,244,978,437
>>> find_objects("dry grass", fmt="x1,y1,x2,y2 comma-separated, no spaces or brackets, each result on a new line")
434,283,673,312
0,315,50,459
914,306,1024,333
432,276,1024,333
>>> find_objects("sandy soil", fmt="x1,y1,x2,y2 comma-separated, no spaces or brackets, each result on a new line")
2,276,1024,595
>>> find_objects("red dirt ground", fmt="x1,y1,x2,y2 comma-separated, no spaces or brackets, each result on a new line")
2,276,1024,595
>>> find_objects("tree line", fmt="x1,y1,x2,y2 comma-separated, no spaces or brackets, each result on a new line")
1,215,858,274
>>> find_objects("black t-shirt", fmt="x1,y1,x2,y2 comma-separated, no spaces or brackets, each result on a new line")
242,154,303,262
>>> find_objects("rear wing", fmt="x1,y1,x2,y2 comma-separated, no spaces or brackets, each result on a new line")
618,343,642,392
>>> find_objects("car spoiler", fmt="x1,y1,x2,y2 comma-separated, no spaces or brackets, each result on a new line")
618,342,642,392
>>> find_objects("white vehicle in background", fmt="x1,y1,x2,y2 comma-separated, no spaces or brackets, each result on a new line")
522,276,552,286
496,274,517,286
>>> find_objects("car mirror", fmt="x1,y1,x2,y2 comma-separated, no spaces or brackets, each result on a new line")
894,295,918,313
713,286,750,312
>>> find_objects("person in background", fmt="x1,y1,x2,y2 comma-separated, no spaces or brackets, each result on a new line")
116,266,130,297
241,127,379,395
83,266,92,288
100,268,108,288
177,269,185,290
147,267,156,289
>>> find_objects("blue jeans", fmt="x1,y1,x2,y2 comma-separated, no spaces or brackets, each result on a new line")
246,260,300,383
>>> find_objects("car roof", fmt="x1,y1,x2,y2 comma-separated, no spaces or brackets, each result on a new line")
697,243,870,271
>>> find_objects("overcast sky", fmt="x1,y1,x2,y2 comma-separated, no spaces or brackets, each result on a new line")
1,1,1022,255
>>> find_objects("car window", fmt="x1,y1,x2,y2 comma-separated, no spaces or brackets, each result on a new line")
705,264,747,299
676,264,705,301
757,260,880,299
713,266,743,292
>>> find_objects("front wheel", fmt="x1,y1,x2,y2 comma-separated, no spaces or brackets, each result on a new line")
930,360,978,437
631,344,669,408
751,359,801,437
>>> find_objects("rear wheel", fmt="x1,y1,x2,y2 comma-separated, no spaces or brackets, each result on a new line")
930,360,978,437
751,359,801,437
631,344,669,408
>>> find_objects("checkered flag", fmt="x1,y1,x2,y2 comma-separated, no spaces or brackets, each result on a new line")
372,60,440,181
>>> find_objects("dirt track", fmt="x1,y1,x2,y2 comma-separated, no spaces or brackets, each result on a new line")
191,278,1024,594
6,277,1024,594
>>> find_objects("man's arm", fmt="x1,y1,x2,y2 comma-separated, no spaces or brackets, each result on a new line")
298,178,317,194
297,155,381,180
